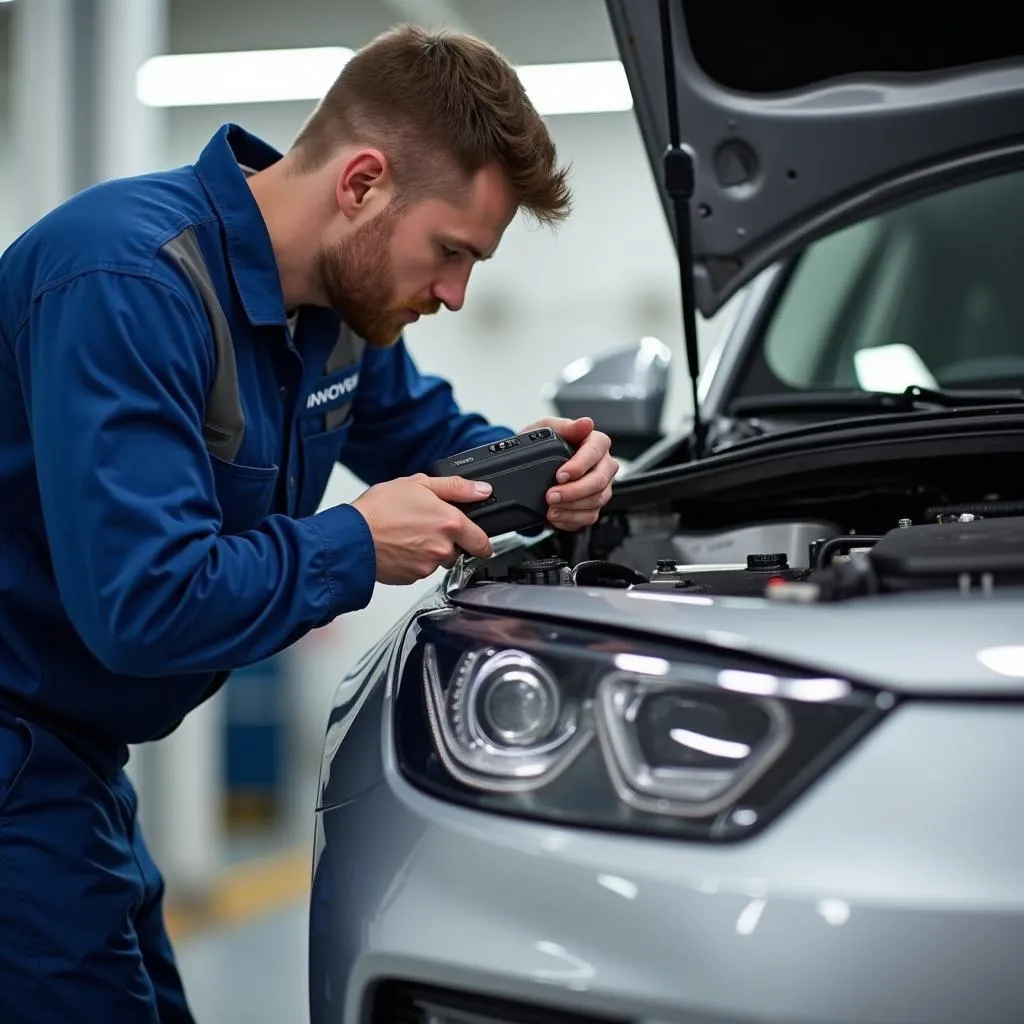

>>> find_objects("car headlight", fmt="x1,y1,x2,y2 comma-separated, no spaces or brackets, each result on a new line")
394,609,891,841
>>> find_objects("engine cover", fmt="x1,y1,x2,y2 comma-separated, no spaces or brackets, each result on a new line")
868,515,1024,587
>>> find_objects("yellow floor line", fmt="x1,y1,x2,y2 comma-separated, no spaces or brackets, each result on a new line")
165,843,311,943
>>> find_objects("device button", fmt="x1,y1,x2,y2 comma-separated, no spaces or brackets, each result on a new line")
466,494,498,512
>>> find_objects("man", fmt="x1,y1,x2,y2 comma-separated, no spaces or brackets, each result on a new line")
0,23,618,1024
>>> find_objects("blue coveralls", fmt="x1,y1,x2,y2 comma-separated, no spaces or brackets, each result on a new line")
0,123,512,1022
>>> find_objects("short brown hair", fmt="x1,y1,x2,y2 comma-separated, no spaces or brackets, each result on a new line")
289,24,572,226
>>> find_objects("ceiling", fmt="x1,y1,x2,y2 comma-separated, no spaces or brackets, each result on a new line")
0,1,618,119
170,0,617,65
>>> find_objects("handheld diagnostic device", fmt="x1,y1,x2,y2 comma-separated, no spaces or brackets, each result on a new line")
427,427,574,537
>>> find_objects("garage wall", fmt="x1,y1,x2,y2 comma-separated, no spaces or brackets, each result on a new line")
0,122,18,248
0,10,16,249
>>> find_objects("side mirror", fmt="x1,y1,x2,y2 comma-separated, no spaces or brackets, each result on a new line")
543,337,672,459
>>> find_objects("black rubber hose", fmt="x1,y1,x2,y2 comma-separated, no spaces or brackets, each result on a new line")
814,535,883,571
571,560,648,588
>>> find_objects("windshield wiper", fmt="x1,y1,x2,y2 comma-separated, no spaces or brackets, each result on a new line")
728,385,1024,417
902,384,1024,405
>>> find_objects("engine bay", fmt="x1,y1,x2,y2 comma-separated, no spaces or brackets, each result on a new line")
466,504,1024,604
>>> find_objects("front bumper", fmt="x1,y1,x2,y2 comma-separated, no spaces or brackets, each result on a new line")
310,700,1024,1024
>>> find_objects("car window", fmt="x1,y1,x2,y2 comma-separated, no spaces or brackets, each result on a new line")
760,169,1024,392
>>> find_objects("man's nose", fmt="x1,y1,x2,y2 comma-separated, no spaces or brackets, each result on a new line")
433,268,471,312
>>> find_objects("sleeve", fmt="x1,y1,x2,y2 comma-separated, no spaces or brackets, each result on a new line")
337,338,515,485
17,270,377,678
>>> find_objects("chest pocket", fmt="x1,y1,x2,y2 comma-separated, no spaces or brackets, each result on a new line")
207,455,279,534
296,326,367,517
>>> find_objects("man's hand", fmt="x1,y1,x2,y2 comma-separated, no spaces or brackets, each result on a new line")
352,474,494,584
521,416,619,531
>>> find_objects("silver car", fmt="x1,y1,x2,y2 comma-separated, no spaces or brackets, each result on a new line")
309,3,1024,1021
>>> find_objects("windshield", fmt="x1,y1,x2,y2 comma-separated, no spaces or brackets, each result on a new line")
744,169,1024,396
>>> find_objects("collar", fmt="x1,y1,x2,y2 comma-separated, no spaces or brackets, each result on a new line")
194,123,288,327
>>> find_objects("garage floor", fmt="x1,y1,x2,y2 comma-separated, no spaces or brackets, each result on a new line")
171,759,318,1023
177,902,308,1023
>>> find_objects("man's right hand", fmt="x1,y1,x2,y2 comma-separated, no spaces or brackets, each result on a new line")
351,474,494,585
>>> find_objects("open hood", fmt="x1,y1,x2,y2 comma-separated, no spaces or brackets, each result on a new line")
605,0,1024,318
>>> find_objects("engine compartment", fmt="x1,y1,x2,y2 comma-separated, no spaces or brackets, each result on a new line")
456,427,1024,604
467,502,1024,604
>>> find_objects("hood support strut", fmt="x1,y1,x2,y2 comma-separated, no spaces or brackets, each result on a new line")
658,0,706,458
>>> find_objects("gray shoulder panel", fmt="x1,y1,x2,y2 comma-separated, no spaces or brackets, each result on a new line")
324,324,367,431
161,227,244,463
327,324,366,373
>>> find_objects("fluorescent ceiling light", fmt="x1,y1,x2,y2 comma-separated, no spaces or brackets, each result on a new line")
516,60,633,116
136,49,632,116
137,47,355,108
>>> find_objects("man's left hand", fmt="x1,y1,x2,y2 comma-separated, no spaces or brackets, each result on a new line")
520,416,619,531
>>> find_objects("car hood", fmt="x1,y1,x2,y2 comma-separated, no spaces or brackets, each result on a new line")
605,0,1024,316
452,581,1024,697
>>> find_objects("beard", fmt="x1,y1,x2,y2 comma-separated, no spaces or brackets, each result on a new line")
315,204,441,348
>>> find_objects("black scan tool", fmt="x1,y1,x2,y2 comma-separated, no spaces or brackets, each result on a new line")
427,427,574,537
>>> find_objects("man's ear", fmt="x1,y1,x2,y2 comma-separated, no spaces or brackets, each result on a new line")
336,149,392,219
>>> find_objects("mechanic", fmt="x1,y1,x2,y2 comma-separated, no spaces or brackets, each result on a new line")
0,24,618,1024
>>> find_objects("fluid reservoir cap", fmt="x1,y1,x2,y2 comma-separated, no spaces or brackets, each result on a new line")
747,552,789,572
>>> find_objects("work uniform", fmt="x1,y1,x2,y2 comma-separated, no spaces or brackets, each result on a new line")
0,123,512,1022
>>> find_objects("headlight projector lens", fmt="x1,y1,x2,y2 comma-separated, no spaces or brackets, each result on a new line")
422,642,591,792
475,651,561,748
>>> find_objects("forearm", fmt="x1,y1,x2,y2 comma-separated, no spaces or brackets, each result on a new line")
74,504,375,676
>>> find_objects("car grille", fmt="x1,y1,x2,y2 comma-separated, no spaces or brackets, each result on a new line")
371,981,631,1024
